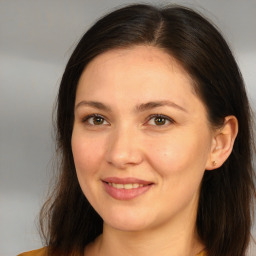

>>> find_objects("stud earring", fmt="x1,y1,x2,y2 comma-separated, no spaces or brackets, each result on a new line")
212,161,217,166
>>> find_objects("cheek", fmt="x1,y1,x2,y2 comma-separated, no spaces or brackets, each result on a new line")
71,133,105,181
71,133,107,208
147,131,211,178
147,132,211,213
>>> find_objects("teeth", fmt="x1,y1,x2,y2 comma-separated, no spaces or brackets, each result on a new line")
108,183,145,189
124,184,133,189
116,184,124,189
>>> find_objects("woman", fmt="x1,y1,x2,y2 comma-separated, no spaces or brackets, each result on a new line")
19,4,255,256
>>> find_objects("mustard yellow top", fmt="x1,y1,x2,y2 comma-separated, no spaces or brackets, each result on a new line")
18,247,207,256
18,248,46,256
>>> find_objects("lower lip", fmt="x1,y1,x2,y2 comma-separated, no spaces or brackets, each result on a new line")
103,182,153,200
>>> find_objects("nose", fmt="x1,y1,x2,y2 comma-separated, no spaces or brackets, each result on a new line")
105,126,143,169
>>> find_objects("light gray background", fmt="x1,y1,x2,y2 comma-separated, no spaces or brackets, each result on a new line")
0,0,255,255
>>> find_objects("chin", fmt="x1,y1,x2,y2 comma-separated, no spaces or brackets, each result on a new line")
102,210,153,232
107,220,150,232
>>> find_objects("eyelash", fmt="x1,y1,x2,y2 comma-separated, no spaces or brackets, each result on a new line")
146,114,175,127
82,114,109,126
81,113,175,127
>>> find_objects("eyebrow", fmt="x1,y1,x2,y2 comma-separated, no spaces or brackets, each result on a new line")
75,101,112,112
75,100,187,113
135,100,187,113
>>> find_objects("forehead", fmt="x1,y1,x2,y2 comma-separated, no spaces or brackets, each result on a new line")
77,45,195,95
83,46,191,78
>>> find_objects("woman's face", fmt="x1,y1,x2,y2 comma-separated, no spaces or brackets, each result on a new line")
72,46,215,232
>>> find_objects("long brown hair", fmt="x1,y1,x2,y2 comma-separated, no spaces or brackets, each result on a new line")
40,4,255,256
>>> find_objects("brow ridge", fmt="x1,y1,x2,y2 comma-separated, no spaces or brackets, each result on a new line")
75,101,112,112
75,100,187,113
135,100,187,113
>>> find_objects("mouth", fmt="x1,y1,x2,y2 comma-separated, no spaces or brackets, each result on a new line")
105,182,147,189
102,177,154,200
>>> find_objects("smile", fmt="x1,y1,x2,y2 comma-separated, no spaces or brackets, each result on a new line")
107,183,146,189
102,177,154,200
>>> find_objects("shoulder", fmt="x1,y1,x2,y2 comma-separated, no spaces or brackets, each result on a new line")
17,247,47,256
196,250,207,256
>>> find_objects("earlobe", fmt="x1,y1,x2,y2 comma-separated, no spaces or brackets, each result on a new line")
206,115,238,170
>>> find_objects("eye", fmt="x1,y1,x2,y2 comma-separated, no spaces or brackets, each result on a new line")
83,114,109,126
147,114,174,126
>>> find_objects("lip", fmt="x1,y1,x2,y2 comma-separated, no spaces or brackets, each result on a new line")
102,177,154,200
103,177,152,185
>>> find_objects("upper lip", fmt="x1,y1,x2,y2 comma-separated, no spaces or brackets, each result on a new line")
102,177,153,185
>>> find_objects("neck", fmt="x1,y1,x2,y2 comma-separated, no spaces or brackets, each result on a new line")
86,207,204,256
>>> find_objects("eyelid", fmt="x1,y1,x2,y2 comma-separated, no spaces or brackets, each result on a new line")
145,114,175,126
81,113,174,127
82,113,110,125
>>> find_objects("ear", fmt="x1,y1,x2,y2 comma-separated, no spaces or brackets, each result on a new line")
206,116,238,170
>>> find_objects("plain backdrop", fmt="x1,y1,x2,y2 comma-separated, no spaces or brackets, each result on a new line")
0,0,255,255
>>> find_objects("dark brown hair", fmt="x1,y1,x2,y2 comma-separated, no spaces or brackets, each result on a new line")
40,4,255,256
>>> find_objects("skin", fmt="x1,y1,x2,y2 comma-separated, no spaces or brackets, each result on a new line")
71,45,237,256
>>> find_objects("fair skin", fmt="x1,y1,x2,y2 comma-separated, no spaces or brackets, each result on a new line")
71,46,238,256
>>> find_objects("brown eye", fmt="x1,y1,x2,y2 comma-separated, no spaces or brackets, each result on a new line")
92,116,104,125
147,114,174,127
154,117,166,126
84,114,109,126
